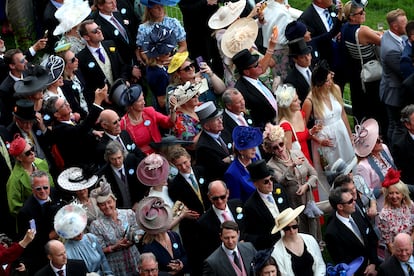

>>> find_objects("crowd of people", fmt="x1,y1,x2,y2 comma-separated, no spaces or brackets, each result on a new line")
0,0,414,275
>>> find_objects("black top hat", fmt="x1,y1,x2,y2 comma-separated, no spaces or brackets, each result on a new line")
288,37,312,57
13,99,36,121
311,60,330,87
285,21,307,41
247,159,272,181
232,49,259,72
109,79,143,107
14,65,50,96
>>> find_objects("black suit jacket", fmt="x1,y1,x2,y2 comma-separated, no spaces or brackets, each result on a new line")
284,67,311,103
234,77,277,130
198,199,245,261
377,255,407,276
244,184,289,250
61,71,88,119
34,259,88,276
392,128,414,184
42,1,59,54
77,40,129,105
195,131,232,181
221,111,254,145
0,75,17,126
325,212,379,276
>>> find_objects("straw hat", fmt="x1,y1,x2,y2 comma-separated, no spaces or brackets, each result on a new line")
57,167,98,192
232,126,263,151
53,0,91,36
271,205,305,234
221,17,258,58
353,118,379,158
136,196,172,234
171,81,201,107
208,0,246,30
137,154,170,186
54,203,87,239
167,51,189,74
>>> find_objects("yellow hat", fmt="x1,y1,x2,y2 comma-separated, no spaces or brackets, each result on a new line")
167,51,189,74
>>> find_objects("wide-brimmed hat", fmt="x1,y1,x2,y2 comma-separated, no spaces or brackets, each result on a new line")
232,126,262,151
14,65,50,96
221,18,258,58
331,157,358,176
271,205,305,234
167,51,189,74
288,37,312,57
109,79,143,107
141,0,180,8
137,154,170,186
171,81,201,107
43,55,65,85
247,159,272,181
285,21,307,41
8,134,28,157
90,176,117,203
275,84,296,108
54,203,87,239
13,99,36,121
57,167,98,192
136,196,172,234
149,135,193,150
195,101,223,125
53,0,91,36
353,118,379,158
232,49,259,72
208,0,246,30
142,24,177,58
311,60,330,87
326,256,365,276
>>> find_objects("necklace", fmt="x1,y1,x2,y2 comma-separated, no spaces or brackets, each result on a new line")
275,151,291,163
128,113,142,124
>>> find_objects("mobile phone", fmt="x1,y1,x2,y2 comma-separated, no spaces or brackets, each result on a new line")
195,56,204,68
43,30,49,39
29,219,36,232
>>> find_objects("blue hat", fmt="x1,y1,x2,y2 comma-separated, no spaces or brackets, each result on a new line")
326,256,364,276
141,0,180,8
109,79,142,107
232,126,263,151
142,24,177,58
285,21,307,41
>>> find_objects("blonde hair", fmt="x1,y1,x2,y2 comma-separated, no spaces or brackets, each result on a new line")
383,181,412,208
143,5,166,23
309,84,343,119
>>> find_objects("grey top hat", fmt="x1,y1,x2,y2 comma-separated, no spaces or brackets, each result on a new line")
195,101,223,125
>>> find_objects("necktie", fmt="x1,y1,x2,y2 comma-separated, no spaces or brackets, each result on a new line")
57,270,64,276
237,114,247,126
189,174,199,193
256,80,278,111
233,251,242,271
96,48,105,63
222,211,231,221
115,136,126,150
324,9,333,30
306,69,311,84
119,168,126,183
267,195,275,205
110,16,128,42
349,218,363,243
217,136,229,154
407,263,414,276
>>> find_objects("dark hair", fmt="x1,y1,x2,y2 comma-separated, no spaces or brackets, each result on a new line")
220,221,239,234
329,187,349,211
78,19,95,37
256,256,281,276
401,104,414,124
4,49,23,66
332,174,353,189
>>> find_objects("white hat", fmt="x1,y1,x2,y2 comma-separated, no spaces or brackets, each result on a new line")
221,17,258,58
275,84,296,108
53,0,91,36
271,205,305,234
54,203,87,239
171,81,201,107
57,167,98,192
208,0,246,30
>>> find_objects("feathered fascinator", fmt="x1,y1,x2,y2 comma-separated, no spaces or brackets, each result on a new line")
382,168,402,188
262,123,285,142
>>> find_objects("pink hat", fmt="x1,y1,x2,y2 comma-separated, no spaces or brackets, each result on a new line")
8,134,27,157
137,154,169,186
136,196,172,234
353,118,379,158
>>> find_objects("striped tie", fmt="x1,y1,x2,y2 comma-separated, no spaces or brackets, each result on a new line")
324,9,333,30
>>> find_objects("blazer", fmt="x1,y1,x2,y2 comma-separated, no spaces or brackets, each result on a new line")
77,40,129,105
224,159,256,203
202,242,256,276
377,255,408,276
198,199,246,261
221,111,254,145
284,66,311,103
61,71,88,119
34,259,88,276
325,212,379,276
392,127,414,184
0,75,18,126
195,131,232,181
235,77,277,130
244,185,289,250
379,30,406,107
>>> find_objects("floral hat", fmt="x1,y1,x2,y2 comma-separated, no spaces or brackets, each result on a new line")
353,118,379,158
262,123,285,142
221,17,258,58
326,256,365,276
137,154,170,186
54,203,87,239
53,0,91,36
275,84,296,108
171,81,202,107
232,126,263,151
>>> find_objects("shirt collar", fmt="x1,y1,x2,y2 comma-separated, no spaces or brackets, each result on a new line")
50,261,66,273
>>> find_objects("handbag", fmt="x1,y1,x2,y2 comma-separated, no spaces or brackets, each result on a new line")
279,120,301,151
355,28,383,87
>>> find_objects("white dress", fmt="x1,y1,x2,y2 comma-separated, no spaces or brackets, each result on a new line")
311,94,355,199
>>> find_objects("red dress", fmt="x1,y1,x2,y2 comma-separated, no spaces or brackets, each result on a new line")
0,243,24,276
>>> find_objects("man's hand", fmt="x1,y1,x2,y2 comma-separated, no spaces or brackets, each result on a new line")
32,38,48,52
94,84,108,105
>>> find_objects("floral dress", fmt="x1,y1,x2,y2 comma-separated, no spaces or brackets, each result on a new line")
378,203,414,246
174,111,201,142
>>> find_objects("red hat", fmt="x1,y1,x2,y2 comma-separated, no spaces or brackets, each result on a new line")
8,134,27,157
382,168,402,188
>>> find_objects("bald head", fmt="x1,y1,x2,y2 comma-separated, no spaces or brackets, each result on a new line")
45,240,67,269
208,180,229,210
393,233,413,262
98,109,121,135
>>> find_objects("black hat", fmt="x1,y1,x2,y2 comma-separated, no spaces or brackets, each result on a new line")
232,49,259,72
149,135,193,150
13,99,36,121
141,24,177,58
247,159,272,181
109,79,143,107
285,21,307,41
288,37,312,57
251,249,274,274
14,65,49,96
311,60,330,87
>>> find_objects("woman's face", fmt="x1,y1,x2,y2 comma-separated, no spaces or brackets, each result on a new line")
260,265,278,276
132,94,145,112
65,50,79,71
239,147,257,160
149,5,165,20
184,93,199,108
323,71,335,89
351,8,366,24
387,185,403,207
371,136,383,153
18,143,36,164
72,232,83,241
289,93,301,112
97,197,116,217
283,219,299,237
271,139,286,157
178,61,196,82
75,188,89,199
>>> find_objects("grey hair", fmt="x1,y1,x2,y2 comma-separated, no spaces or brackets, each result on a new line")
401,104,414,124
222,88,241,107
139,252,158,266
30,170,49,186
104,140,127,162
44,96,59,115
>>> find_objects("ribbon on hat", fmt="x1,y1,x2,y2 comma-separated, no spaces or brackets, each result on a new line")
352,122,368,145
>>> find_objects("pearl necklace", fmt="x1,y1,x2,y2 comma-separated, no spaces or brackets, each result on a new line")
275,151,291,163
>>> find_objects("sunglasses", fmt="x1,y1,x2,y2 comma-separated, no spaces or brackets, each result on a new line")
68,56,77,63
248,62,259,69
24,146,35,157
263,178,272,184
352,8,365,16
211,194,226,201
113,118,121,125
90,26,102,34
283,224,299,232
272,142,284,151
19,56,26,64
341,198,354,205
34,186,49,191
179,63,194,72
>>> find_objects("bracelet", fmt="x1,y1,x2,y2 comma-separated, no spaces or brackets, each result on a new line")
266,49,274,55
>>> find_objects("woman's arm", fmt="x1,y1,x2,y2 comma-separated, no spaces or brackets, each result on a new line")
302,97,313,124
359,25,382,46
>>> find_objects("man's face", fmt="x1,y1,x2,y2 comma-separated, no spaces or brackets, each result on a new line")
394,15,408,36
315,0,333,9
84,23,104,44
338,192,356,215
15,117,34,134
343,182,357,201
139,259,159,276
294,53,312,68
220,228,239,250
108,150,124,168
32,175,50,201
394,238,414,262
48,242,67,269
98,0,117,14
226,93,245,115
171,155,192,174
204,116,224,134
54,98,72,121
10,53,27,73
404,113,414,134
101,111,121,135
243,60,263,79
209,182,229,210
254,176,273,194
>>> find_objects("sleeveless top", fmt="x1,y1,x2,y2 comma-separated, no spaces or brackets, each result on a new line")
342,23,377,63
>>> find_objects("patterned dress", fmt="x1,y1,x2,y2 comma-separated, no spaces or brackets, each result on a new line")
174,111,201,142
378,203,414,246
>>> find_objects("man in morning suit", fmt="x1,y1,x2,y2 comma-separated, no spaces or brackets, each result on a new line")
195,101,233,181
379,9,408,144
34,240,88,276
233,49,278,130
325,187,379,276
198,180,245,262
203,221,256,276
378,233,414,276
244,160,289,250
168,146,210,275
